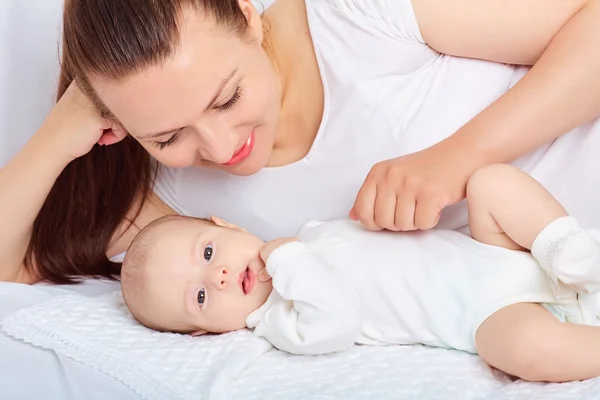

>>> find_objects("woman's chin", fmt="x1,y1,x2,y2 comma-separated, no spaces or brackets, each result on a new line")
188,159,260,175
227,164,265,176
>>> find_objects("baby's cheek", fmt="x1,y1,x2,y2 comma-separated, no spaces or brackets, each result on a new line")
225,312,249,332
211,302,249,332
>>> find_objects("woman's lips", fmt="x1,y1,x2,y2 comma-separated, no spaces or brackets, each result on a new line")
239,267,255,295
223,131,255,166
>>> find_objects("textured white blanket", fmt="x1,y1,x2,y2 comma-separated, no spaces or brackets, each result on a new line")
0,291,272,400
2,291,600,400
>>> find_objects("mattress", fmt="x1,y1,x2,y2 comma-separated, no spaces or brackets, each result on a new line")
2,280,600,400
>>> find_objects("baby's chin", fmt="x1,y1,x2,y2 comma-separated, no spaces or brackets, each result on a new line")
199,321,248,335
250,287,272,313
197,310,259,335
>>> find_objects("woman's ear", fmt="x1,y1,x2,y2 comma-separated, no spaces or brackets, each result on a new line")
238,0,264,43
209,216,247,232
98,126,128,146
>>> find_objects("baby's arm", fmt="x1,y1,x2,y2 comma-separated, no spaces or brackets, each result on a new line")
467,164,600,294
249,241,362,355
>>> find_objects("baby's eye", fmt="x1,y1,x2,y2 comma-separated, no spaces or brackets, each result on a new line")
204,243,214,262
197,288,206,306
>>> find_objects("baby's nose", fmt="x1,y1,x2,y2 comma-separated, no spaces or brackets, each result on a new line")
212,267,230,289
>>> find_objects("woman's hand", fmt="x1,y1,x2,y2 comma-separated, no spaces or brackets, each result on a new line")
257,237,300,282
40,81,126,161
350,145,475,232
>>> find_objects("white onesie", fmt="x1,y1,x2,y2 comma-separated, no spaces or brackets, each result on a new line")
246,218,600,355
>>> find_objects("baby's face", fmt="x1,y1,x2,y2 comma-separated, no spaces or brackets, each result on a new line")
144,218,272,335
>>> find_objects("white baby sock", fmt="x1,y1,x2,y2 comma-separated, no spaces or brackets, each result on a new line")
532,216,600,295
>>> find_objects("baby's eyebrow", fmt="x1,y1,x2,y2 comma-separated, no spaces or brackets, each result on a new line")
182,280,195,315
192,232,205,262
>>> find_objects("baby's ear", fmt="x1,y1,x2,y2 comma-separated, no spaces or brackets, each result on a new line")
190,329,207,337
209,216,247,232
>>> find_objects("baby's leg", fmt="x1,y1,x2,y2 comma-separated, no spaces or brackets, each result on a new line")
466,164,567,250
467,165,600,293
476,303,600,382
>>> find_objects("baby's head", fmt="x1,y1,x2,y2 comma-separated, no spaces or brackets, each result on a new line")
121,215,272,336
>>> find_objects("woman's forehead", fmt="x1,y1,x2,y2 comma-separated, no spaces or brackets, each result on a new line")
92,27,244,135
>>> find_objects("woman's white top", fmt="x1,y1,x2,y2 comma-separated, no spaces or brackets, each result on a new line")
155,0,600,240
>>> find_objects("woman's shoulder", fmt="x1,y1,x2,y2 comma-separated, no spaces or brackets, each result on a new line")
307,0,425,44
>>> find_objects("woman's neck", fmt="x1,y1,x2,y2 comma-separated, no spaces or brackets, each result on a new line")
262,0,324,167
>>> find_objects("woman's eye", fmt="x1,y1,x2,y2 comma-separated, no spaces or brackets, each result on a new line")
197,288,206,305
204,243,214,262
152,130,183,150
216,86,242,112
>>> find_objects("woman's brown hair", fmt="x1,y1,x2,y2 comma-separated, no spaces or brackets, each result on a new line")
25,0,251,284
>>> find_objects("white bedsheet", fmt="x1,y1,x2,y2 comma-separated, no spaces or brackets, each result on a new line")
2,283,600,400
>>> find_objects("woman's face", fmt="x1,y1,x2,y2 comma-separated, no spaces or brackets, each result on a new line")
92,3,281,176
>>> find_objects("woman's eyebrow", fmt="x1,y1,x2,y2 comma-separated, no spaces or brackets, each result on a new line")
204,67,239,111
140,128,183,140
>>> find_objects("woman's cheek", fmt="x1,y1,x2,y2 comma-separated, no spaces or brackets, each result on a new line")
150,147,196,169
237,92,264,124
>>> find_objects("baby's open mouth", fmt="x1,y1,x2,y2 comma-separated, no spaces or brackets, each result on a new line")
239,267,255,295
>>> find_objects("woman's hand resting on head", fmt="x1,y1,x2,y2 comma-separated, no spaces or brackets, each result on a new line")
257,237,300,282
41,81,127,161
0,81,129,283
350,145,476,232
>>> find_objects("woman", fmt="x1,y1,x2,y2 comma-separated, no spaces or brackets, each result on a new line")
1,0,599,284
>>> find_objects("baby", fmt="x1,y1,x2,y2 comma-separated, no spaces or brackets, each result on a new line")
121,164,600,382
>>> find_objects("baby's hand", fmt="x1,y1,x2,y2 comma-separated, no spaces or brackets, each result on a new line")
258,237,299,282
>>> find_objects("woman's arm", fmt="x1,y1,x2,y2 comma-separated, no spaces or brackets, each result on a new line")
0,133,72,283
0,82,123,283
351,0,600,232
413,0,600,167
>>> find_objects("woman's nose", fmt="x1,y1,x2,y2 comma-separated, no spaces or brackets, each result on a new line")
193,125,236,164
